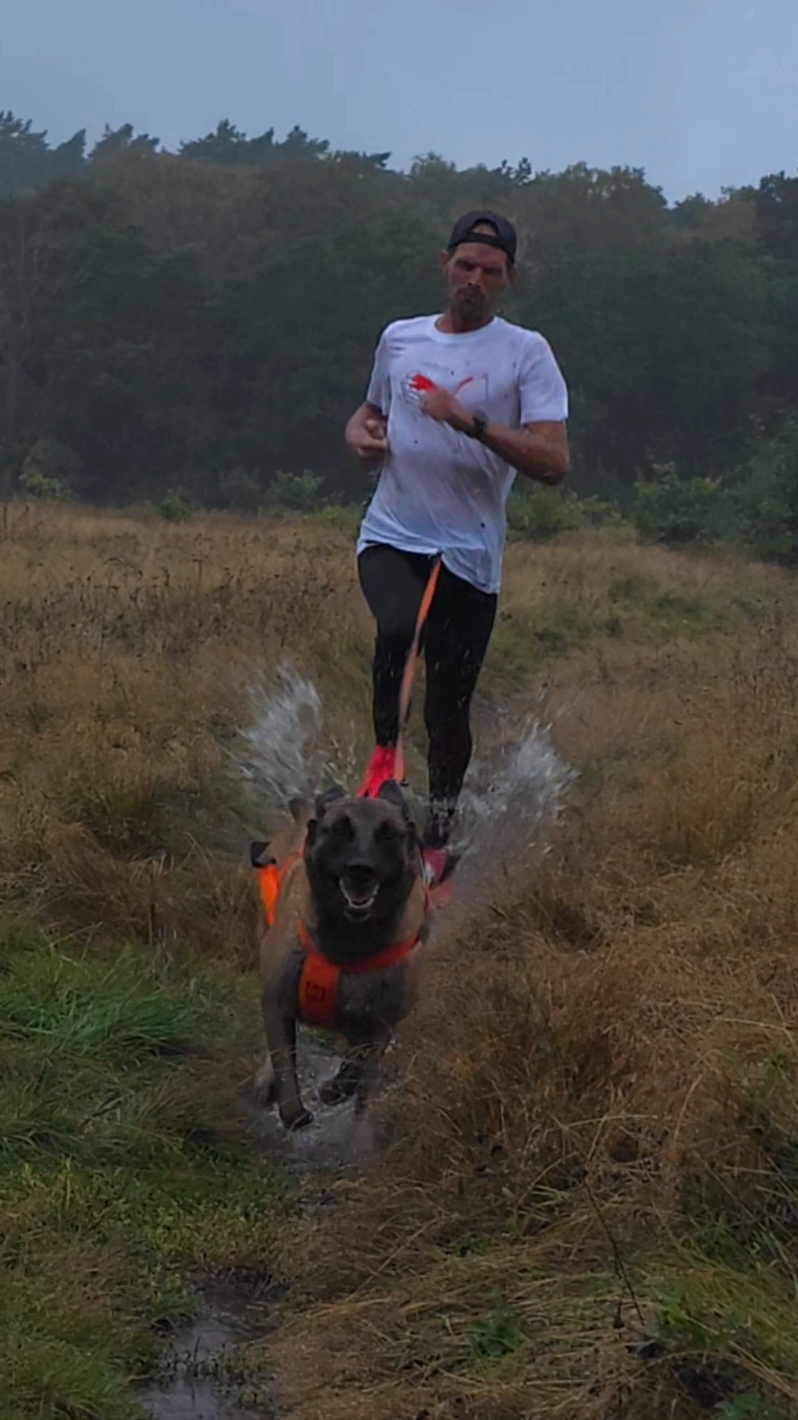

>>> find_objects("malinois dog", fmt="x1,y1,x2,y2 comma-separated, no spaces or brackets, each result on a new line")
252,780,429,1130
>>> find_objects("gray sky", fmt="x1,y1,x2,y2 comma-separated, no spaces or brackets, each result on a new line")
2,0,797,201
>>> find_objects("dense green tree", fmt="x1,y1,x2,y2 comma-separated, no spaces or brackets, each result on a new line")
179,119,329,167
0,107,796,512
0,112,85,196
89,124,159,165
755,173,798,407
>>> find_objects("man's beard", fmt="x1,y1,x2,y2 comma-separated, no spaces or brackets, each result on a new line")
454,288,488,319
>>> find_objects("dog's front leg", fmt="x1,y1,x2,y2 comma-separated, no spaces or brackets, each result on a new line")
352,1033,391,1118
261,987,312,1130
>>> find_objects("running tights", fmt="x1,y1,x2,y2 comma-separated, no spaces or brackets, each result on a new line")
357,544,497,845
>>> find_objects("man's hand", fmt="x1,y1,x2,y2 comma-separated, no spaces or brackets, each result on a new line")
421,381,569,484
415,374,569,483
345,403,388,469
419,386,474,433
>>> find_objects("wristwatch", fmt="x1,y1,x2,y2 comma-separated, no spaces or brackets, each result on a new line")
467,411,490,443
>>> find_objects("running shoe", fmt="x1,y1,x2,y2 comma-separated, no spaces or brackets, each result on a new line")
357,745,397,799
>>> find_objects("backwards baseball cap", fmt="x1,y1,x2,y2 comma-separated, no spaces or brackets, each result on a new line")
447,209,517,265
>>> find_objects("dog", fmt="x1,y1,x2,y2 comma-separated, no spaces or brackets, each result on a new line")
252,780,429,1130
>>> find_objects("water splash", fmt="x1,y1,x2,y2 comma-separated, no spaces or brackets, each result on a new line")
232,666,576,1166
230,661,574,863
458,715,577,860
230,661,358,820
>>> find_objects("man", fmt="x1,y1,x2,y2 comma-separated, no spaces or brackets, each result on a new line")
345,210,570,882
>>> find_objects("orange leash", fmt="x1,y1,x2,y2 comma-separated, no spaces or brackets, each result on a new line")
394,557,442,786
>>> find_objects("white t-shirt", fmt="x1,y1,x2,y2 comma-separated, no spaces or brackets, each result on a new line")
356,314,569,594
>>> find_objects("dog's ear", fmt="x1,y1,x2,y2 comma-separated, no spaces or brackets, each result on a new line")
314,785,346,820
306,785,345,850
377,778,411,824
249,840,275,868
377,780,422,856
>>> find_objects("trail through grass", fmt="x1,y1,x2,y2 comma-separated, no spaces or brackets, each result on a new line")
3,505,798,1418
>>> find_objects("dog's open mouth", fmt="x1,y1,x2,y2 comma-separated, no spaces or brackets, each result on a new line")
339,876,380,917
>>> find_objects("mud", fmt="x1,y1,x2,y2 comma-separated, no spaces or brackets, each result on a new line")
138,1306,275,1420
160,673,574,1418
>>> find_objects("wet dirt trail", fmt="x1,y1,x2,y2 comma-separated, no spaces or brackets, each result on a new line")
138,1039,371,1420
139,683,571,1420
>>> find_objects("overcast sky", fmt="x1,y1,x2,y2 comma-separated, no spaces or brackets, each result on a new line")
2,0,796,201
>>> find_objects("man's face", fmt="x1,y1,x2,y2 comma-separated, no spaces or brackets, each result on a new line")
442,231,514,323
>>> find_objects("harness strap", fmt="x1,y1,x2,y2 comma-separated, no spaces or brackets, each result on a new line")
296,934,341,1031
296,903,427,1031
256,851,301,930
297,917,425,974
257,852,428,1032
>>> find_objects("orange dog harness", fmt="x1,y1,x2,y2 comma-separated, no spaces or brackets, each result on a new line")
256,854,299,930
256,857,427,1032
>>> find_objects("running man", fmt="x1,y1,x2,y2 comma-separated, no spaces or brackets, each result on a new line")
345,210,570,880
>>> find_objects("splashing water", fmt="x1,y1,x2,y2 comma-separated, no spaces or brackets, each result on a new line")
230,661,574,862
458,716,577,861
231,664,576,1168
229,662,360,824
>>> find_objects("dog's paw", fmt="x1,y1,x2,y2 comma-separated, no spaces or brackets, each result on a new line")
320,1072,358,1106
280,1104,314,1131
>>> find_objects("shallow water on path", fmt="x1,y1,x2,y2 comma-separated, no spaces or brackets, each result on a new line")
163,667,577,1416
138,1306,275,1420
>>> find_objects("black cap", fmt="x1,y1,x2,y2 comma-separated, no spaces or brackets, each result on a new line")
447,209,517,265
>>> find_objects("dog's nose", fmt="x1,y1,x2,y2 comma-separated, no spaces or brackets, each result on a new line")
345,861,377,881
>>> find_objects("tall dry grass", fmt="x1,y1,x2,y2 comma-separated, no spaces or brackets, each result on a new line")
3,503,798,1418
0,502,373,957
2,502,779,958
268,619,798,1420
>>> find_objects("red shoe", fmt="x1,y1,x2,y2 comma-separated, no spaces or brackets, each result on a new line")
357,745,397,799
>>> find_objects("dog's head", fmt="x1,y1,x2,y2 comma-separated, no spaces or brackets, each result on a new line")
304,781,420,926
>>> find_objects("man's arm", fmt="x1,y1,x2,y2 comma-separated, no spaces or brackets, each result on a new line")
419,386,570,485
474,418,569,486
346,325,391,471
345,401,388,471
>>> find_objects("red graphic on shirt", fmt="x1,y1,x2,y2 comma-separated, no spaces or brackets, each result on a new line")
409,373,475,395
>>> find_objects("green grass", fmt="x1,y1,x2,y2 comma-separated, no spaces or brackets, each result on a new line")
0,921,283,1420
486,566,787,686
5,522,798,1419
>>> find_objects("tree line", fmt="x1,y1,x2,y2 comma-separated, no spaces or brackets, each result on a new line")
1,108,797,546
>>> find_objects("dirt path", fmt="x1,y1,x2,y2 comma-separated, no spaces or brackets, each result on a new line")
140,1034,382,1420
139,677,573,1420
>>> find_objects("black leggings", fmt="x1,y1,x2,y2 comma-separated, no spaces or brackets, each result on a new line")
358,545,497,828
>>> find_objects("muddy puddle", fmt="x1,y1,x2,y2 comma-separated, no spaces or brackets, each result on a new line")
243,1034,385,1181
138,1040,370,1420
138,1305,275,1420
138,671,573,1418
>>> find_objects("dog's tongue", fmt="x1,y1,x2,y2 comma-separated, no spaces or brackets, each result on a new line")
342,877,378,910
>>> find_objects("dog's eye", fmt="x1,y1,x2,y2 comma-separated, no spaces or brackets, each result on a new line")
329,814,356,844
375,820,401,845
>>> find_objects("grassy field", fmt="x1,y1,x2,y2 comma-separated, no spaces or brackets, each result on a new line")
2,502,798,1419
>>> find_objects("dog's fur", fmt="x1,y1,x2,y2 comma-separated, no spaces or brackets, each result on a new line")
255,781,428,1130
